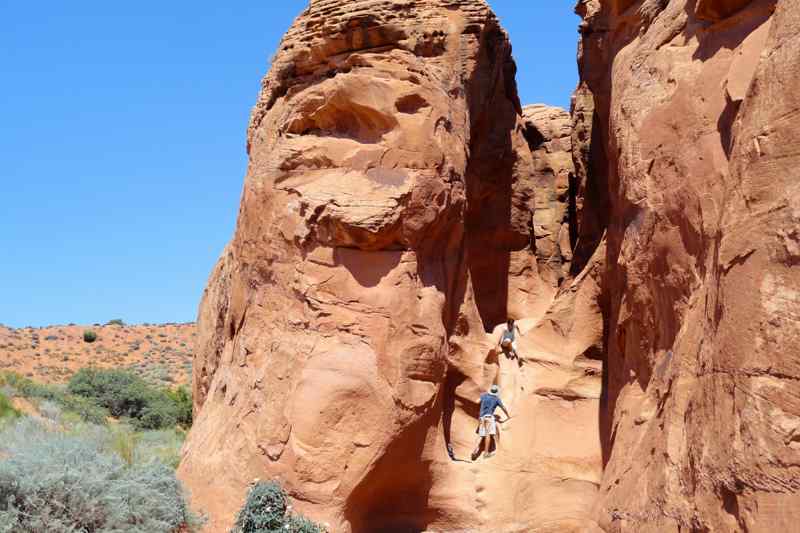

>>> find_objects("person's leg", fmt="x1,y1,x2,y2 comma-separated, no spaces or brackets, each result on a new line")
512,340,523,367
472,418,486,459
471,436,484,460
484,417,497,457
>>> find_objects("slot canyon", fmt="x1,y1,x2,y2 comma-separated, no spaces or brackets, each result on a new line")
177,0,800,531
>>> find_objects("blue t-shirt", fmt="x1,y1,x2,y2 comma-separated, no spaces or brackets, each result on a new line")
479,393,505,418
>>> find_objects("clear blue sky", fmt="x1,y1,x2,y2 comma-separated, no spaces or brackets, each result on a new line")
0,2,579,328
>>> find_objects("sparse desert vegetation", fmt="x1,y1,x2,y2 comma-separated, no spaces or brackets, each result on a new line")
0,369,202,532
0,322,195,386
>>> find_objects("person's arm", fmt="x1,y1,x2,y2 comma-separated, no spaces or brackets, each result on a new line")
499,399,510,420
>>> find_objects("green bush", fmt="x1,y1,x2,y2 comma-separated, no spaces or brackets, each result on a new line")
0,371,109,425
232,482,287,533
83,330,97,343
67,368,190,430
232,482,325,533
167,386,193,426
59,393,109,425
286,515,327,533
68,368,147,417
135,395,179,430
106,319,125,326
0,392,19,421
0,418,203,532
0,372,108,424
1,372,58,401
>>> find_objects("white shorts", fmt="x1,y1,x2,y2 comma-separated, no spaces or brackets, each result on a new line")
478,415,497,437
501,339,517,352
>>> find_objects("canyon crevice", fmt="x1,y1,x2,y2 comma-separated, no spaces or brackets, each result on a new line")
179,0,800,531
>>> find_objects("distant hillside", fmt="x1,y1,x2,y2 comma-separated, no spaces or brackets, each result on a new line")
0,322,195,386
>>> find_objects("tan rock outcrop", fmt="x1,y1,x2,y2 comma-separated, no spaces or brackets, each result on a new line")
521,105,574,288
180,1,599,532
574,0,800,530
506,104,577,323
182,0,800,530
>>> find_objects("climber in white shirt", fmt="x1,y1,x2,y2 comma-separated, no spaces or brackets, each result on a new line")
497,318,522,363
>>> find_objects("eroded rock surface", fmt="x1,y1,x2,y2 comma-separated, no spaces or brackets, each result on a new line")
182,0,800,531
575,0,800,530
180,1,599,532
521,104,575,287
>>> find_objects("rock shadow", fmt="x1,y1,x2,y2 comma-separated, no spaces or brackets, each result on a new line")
343,411,439,532
333,247,403,288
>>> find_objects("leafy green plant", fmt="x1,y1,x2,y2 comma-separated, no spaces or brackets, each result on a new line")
232,482,325,533
83,330,97,343
0,392,19,421
232,482,287,533
167,386,193,427
286,515,327,533
67,368,191,430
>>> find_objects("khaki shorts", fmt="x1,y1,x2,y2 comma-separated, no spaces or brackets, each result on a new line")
478,415,497,437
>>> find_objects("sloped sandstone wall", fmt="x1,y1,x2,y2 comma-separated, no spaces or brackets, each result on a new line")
575,0,800,530
180,1,601,532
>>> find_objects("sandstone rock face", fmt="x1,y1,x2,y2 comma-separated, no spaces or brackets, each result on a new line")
180,1,599,532
575,0,800,530
521,105,574,288
183,0,800,530
506,105,577,323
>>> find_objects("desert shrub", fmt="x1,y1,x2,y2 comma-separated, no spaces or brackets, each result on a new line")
68,368,148,417
0,418,202,532
106,319,125,326
232,482,287,533
57,393,108,425
0,372,108,425
107,425,140,467
135,428,185,469
83,330,97,343
38,400,62,422
67,368,189,430
1,372,60,402
232,482,325,533
285,515,326,533
166,386,193,427
0,392,19,421
135,395,179,430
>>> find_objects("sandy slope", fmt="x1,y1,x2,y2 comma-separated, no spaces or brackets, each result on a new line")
0,322,195,386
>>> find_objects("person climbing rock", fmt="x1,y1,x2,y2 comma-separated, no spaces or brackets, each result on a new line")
471,384,510,460
498,318,523,363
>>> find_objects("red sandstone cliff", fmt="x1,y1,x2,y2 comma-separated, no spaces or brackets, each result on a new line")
576,0,800,530
180,1,599,531
180,0,799,531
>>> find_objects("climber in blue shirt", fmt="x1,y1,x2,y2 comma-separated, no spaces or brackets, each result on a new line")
471,384,510,460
